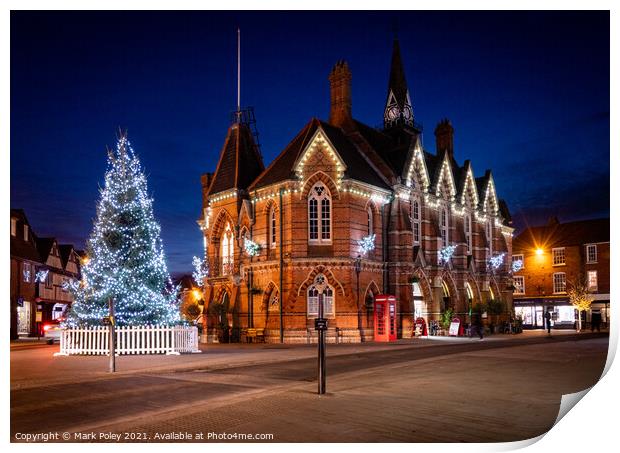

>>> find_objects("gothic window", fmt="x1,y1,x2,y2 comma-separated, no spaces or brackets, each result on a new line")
308,182,331,244
412,197,421,245
307,273,335,317
270,207,277,248
464,212,472,254
269,290,280,311
367,206,373,236
440,205,449,248
220,222,234,276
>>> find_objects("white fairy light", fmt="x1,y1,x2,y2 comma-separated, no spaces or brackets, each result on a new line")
243,238,261,257
489,252,506,271
357,234,376,255
192,256,209,287
438,245,457,265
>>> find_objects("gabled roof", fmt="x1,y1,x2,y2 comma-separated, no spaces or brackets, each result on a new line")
353,120,411,180
58,244,78,269
498,199,512,226
207,122,265,196
35,237,57,264
10,209,41,262
249,118,390,191
513,218,609,251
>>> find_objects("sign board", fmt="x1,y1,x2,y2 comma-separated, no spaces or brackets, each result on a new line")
35,312,43,322
414,317,427,337
17,297,24,307
449,318,461,336
314,318,328,331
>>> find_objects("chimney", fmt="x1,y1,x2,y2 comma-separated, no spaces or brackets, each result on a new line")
328,60,352,128
434,119,454,160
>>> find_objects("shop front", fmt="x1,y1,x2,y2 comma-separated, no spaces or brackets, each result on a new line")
514,297,576,330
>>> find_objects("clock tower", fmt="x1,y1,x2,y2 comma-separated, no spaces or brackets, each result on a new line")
383,37,415,130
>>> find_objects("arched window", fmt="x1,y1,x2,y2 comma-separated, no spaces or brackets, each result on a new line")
308,182,331,244
465,282,474,315
440,205,449,248
464,212,472,254
307,273,335,317
489,285,495,301
220,222,234,276
268,290,279,311
270,206,277,248
367,206,373,236
412,197,421,244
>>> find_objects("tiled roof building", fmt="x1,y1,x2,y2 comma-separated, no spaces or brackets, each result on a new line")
198,39,514,343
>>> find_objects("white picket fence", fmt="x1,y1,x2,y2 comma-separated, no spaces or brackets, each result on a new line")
55,325,201,356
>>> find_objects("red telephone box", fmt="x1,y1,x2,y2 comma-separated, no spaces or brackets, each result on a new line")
374,294,397,342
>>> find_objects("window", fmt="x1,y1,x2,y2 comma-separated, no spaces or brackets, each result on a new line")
23,262,31,283
268,290,280,311
587,270,598,291
11,218,16,236
512,254,524,269
46,272,53,289
23,224,29,241
552,247,566,266
61,277,68,292
440,206,449,248
412,198,421,244
307,274,335,317
586,245,597,263
553,272,566,294
308,182,331,244
220,222,234,276
464,213,472,254
367,207,373,236
513,276,525,295
270,207,277,247
486,219,493,257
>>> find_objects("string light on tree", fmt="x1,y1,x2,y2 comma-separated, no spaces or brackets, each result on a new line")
192,256,209,287
64,133,180,327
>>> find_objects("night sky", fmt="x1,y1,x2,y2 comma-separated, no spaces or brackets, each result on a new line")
10,11,609,274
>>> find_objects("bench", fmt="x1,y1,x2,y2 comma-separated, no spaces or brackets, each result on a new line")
242,328,265,343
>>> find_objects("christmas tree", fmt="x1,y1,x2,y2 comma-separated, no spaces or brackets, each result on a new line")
65,133,180,327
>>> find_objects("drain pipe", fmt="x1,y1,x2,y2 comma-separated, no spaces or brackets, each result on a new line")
279,188,284,343
382,198,392,294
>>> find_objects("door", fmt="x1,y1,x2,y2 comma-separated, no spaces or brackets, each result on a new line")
17,301,31,335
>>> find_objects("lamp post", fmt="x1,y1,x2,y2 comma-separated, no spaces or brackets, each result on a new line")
108,297,116,373
313,275,328,395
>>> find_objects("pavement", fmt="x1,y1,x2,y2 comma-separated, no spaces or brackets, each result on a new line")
10,330,609,443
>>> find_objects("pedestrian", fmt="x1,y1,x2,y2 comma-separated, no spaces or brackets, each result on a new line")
545,309,552,335
474,313,484,340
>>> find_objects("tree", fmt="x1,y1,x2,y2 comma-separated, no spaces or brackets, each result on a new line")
64,133,180,327
568,275,593,332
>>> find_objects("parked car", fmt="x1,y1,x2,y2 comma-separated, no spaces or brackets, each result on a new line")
43,319,63,344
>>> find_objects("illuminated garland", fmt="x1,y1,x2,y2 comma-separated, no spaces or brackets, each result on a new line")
438,245,457,265
35,269,49,283
511,259,523,273
357,234,376,255
243,238,261,257
192,256,209,287
64,135,180,327
489,253,506,271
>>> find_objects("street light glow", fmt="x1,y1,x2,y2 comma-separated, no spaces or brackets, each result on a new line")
536,248,544,256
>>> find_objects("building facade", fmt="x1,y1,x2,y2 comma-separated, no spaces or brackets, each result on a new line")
10,209,81,339
512,217,610,329
198,40,514,343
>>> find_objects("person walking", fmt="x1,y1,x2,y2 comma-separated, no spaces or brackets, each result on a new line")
474,313,484,340
545,308,552,336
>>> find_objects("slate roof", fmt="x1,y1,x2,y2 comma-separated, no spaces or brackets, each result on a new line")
207,123,265,195
10,209,41,262
249,119,391,191
513,218,609,251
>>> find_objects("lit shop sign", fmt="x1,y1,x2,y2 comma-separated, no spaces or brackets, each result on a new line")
513,298,570,306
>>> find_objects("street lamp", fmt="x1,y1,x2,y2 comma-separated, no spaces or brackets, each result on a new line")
313,275,328,395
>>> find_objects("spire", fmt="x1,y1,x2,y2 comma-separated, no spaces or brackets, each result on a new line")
384,37,414,130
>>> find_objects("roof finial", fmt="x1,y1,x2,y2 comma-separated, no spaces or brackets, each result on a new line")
236,27,241,123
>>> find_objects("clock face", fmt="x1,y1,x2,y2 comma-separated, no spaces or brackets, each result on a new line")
386,104,401,120
403,104,413,120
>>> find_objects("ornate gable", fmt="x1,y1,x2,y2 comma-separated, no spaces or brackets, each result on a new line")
482,173,499,215
404,137,430,191
434,152,457,201
294,127,346,194
460,163,479,208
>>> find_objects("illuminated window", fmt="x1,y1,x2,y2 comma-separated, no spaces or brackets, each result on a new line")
464,212,472,254
489,285,495,300
553,272,566,294
307,274,335,317
587,270,598,291
11,218,16,236
512,254,524,269
552,248,566,266
440,206,449,248
270,207,277,247
513,276,525,295
220,222,234,276
23,224,29,241
308,182,331,244
412,197,421,244
586,245,597,263
486,219,493,258
23,262,31,283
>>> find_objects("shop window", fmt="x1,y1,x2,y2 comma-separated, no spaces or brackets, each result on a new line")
308,182,331,245
587,270,598,292
586,244,597,263
552,247,566,266
513,276,525,295
553,272,566,294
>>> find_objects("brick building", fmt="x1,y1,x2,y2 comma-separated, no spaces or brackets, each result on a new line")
512,217,609,329
10,209,82,339
197,39,514,343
